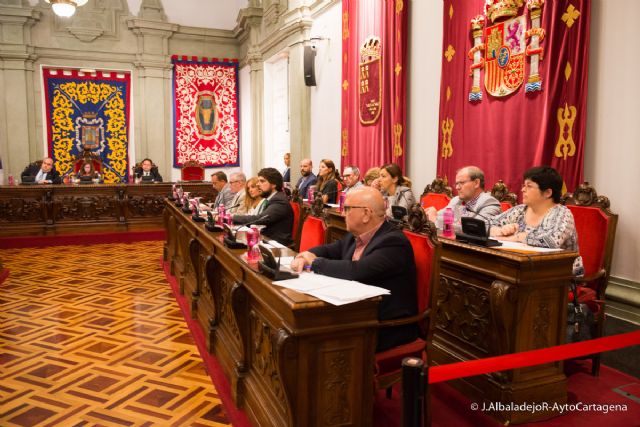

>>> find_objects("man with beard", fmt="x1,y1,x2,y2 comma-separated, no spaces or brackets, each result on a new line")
232,167,294,246
294,158,317,199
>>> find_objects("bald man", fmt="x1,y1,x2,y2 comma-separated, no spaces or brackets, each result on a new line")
294,158,317,199
291,187,418,352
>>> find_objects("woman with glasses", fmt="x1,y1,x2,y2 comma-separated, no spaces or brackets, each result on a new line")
316,159,341,204
378,163,415,220
490,166,583,274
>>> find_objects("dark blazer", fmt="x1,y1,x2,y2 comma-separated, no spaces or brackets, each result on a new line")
295,173,317,199
233,191,294,246
21,164,62,184
309,221,418,351
319,178,339,204
135,168,163,182
283,167,290,183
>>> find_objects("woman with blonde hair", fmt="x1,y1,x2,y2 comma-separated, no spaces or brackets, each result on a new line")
240,177,265,215
316,159,341,204
364,167,381,189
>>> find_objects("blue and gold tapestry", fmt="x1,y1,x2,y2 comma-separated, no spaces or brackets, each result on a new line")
43,68,131,183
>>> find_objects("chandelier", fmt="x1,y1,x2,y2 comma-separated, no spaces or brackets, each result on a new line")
45,0,89,18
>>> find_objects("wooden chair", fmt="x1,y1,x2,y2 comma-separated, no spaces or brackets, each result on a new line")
490,179,518,212
420,176,452,210
374,206,441,414
561,182,618,376
298,198,327,253
181,160,205,181
73,153,104,174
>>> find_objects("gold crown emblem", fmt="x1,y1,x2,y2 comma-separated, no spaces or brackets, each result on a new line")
484,0,524,23
82,112,97,119
360,36,381,62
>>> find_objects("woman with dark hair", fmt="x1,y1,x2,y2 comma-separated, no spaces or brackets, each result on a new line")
379,163,416,219
316,159,340,204
76,161,100,182
490,166,582,274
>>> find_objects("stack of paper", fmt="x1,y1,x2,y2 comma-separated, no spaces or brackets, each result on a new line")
273,273,389,306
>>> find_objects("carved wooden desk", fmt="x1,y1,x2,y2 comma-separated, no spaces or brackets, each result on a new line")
0,183,214,236
316,208,576,424
163,201,379,427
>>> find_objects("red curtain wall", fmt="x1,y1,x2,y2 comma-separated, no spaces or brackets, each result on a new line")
437,0,590,198
341,0,408,174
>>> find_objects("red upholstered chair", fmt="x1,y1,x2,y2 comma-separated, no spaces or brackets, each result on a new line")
374,212,441,407
289,200,302,249
490,179,518,212
298,204,327,253
562,182,618,376
181,160,205,181
73,155,103,174
420,176,453,210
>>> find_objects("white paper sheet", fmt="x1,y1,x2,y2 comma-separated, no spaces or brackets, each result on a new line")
494,240,563,252
273,273,389,305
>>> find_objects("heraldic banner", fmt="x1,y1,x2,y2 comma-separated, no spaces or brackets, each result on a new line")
172,56,239,168
43,68,131,183
341,0,408,174
438,0,590,197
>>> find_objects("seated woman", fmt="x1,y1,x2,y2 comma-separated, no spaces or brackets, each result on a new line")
490,166,583,275
76,161,100,182
240,177,265,215
316,159,341,204
379,163,416,219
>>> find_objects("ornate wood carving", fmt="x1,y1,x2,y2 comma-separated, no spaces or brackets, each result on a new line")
127,195,165,217
310,195,324,217
561,181,612,211
55,195,117,220
533,302,551,349
219,274,241,343
406,203,431,233
231,281,250,374
421,176,453,198
490,179,517,206
251,312,285,402
435,276,491,351
0,198,44,222
323,351,352,425
489,280,516,356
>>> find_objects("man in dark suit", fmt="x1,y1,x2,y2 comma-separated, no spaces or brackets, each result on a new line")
291,186,417,352
282,152,291,183
21,157,62,184
136,158,163,182
295,158,317,199
232,167,294,246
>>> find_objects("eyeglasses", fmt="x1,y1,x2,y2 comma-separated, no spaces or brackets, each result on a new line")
455,179,472,188
343,205,369,213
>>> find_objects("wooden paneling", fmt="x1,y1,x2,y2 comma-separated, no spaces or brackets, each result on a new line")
164,201,379,427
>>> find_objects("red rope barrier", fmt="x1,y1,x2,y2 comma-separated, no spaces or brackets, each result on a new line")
429,330,640,384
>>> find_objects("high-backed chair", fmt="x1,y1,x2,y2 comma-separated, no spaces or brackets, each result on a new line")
181,160,205,181
298,198,327,253
561,182,618,376
73,154,104,174
420,176,453,210
490,179,518,212
374,206,441,408
289,198,302,250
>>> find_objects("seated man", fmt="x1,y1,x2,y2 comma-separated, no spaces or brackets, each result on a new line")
21,157,62,184
342,165,364,193
232,168,293,246
135,158,163,182
295,158,317,199
227,171,247,214
211,171,235,209
291,187,418,352
424,165,501,228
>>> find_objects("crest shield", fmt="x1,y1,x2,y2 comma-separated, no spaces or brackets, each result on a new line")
484,15,526,97
359,36,382,125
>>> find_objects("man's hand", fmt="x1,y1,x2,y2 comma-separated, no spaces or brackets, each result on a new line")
290,251,317,273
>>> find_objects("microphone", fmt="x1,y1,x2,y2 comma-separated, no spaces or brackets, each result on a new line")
456,205,502,247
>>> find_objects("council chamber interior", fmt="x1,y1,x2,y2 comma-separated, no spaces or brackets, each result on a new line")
0,1,638,426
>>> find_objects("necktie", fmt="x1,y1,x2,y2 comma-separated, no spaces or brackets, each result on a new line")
36,170,45,182
259,199,269,214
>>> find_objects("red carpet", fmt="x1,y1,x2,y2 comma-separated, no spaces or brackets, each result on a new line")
0,267,8,285
0,230,165,249
161,259,252,427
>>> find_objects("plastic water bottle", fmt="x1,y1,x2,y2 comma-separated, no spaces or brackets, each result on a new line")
217,204,225,226
339,191,346,212
8,174,15,186
443,208,454,237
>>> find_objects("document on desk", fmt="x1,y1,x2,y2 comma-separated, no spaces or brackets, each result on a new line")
494,240,563,253
273,273,389,305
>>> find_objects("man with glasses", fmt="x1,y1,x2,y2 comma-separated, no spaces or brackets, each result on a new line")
232,167,293,246
227,171,247,214
424,165,501,228
291,187,417,352
21,156,62,184
342,165,364,193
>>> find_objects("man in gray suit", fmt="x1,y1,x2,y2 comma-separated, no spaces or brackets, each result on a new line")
425,166,501,229
211,171,235,209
